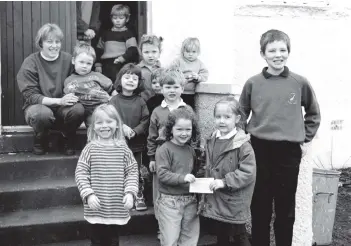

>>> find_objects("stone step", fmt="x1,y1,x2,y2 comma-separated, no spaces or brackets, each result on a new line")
0,205,158,246
0,177,81,212
37,234,217,246
0,152,79,181
0,130,87,154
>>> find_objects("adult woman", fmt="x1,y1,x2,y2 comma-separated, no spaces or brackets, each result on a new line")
17,23,85,155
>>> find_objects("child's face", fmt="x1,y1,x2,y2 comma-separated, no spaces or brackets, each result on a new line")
94,111,118,141
261,40,289,74
72,53,94,76
214,103,240,136
111,15,127,29
41,35,61,59
183,48,199,62
161,82,184,103
151,78,162,94
141,43,160,66
171,118,192,146
121,73,139,94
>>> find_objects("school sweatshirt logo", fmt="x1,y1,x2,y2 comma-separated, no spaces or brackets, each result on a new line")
288,92,297,105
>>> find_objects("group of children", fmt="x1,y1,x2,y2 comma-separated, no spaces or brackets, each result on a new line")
73,4,320,246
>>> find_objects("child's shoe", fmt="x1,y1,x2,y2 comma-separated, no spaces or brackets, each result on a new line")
135,195,147,211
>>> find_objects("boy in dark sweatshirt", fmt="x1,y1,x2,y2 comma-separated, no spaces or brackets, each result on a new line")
239,29,321,246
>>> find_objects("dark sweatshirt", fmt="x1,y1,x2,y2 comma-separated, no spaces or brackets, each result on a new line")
239,67,321,143
109,93,149,152
156,141,196,195
16,52,73,110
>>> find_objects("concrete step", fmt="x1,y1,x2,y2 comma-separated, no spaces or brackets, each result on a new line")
0,152,80,181
0,177,81,212
37,234,217,246
0,205,158,246
0,130,87,154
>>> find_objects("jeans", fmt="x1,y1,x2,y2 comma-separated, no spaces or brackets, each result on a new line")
157,193,199,246
90,223,120,246
24,104,85,136
250,136,302,246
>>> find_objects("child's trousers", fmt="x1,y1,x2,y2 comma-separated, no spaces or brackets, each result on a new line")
90,223,121,246
250,136,302,246
157,193,199,246
211,220,250,246
133,151,145,198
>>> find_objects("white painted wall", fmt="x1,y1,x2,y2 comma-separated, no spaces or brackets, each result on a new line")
150,0,351,169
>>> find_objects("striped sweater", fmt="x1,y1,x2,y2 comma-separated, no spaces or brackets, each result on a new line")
75,141,139,225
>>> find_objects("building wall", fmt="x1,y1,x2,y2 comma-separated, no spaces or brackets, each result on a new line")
150,0,351,169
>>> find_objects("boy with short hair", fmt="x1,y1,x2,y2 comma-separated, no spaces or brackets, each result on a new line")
147,69,191,238
64,43,117,127
95,4,139,82
239,29,321,246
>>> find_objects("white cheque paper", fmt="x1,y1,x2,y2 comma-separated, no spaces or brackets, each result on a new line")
189,178,214,194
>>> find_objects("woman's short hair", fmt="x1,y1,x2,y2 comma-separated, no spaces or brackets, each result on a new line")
35,23,64,50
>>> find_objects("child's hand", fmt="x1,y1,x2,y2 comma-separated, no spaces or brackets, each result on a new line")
149,161,156,173
300,142,310,158
129,130,136,138
87,194,101,210
123,193,134,210
209,179,225,191
95,66,102,73
84,29,96,39
184,174,196,183
192,73,200,81
114,56,125,64
111,90,118,96
122,124,133,139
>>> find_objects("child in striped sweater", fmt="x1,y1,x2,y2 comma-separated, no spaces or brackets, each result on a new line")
75,104,139,246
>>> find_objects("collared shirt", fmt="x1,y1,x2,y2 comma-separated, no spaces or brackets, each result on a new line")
161,98,186,111
215,128,238,139
262,66,289,79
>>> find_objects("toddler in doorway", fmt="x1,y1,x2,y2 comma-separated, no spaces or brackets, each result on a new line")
95,4,139,82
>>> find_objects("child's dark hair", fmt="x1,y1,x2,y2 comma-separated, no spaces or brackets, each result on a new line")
151,67,165,82
260,29,291,54
214,96,246,129
114,63,144,94
158,68,186,87
164,106,199,143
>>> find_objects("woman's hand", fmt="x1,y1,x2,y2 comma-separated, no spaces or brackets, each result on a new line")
149,161,156,173
60,93,78,106
184,174,196,183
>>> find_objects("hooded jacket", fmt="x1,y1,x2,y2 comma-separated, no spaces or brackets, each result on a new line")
198,129,256,224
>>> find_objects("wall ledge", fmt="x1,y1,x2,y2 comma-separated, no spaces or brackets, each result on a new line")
195,82,233,95
233,4,350,19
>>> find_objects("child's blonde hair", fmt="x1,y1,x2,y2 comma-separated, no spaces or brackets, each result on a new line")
73,43,96,62
35,23,64,49
181,37,200,57
110,4,131,19
159,68,186,87
139,34,163,52
87,104,125,143
214,96,246,129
